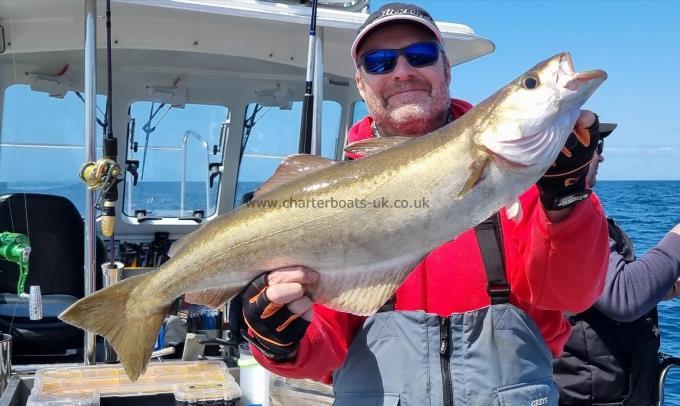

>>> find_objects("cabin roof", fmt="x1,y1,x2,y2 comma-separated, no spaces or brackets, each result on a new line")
0,0,494,80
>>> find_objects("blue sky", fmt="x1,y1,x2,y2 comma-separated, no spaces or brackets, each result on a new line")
369,0,680,180
2,1,678,183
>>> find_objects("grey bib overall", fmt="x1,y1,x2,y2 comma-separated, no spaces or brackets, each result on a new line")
332,214,559,406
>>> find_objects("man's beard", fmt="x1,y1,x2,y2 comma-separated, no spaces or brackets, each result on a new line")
366,79,451,137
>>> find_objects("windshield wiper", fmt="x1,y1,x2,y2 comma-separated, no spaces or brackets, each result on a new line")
139,101,171,180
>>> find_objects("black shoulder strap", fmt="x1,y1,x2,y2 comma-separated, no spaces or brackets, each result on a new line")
474,212,510,304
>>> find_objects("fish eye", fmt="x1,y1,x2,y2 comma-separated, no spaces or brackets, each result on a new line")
521,74,540,89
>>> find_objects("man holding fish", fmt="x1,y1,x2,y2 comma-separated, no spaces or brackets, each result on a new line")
241,3,610,405
59,3,611,403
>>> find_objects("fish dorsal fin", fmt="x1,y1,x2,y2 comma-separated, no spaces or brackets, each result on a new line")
168,234,190,258
168,239,183,258
168,224,206,258
344,136,412,157
256,154,336,196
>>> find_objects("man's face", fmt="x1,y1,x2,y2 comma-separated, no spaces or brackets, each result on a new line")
586,150,604,189
354,23,451,137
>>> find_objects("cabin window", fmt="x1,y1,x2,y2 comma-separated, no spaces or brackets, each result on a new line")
124,101,229,219
235,100,342,206
0,84,106,215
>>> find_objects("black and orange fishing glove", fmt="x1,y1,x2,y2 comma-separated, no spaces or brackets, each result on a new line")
241,273,310,361
537,115,601,210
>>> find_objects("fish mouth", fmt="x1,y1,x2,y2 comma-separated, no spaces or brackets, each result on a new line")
556,53,607,91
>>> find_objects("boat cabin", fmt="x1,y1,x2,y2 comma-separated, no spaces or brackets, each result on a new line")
0,0,493,403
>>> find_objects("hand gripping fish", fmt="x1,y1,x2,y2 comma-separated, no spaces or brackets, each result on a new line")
60,52,606,381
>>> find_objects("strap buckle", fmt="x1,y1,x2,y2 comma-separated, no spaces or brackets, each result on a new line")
487,284,510,296
487,284,511,304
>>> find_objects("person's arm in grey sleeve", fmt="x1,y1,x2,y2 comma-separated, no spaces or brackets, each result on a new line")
594,227,680,322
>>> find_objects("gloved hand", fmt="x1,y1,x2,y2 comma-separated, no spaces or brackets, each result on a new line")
537,112,601,210
241,267,316,361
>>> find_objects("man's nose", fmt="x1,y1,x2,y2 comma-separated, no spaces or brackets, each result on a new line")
391,55,417,79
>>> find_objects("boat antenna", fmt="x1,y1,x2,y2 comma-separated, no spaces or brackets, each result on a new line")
298,0,319,154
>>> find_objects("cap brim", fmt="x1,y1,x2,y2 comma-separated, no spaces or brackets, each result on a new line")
351,15,443,60
352,24,495,69
600,123,617,138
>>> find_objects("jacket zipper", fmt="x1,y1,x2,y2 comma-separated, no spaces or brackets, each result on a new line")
439,316,454,406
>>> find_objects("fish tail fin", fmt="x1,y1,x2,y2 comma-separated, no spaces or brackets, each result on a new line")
59,274,171,381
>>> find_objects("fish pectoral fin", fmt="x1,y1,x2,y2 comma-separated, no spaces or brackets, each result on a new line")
184,286,243,309
504,197,523,223
344,136,412,157
58,274,170,382
255,154,338,197
456,155,490,198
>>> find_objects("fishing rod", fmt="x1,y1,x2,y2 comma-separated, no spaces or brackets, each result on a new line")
102,0,120,260
298,0,319,154
78,0,121,264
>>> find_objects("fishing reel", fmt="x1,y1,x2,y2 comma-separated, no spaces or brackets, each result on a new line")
0,232,31,295
0,231,42,320
79,158,122,237
79,157,121,191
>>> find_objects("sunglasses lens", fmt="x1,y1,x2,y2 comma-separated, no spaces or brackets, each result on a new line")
404,42,440,67
360,42,440,74
363,50,398,74
597,140,604,154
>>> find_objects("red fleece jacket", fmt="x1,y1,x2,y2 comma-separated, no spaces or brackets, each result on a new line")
252,99,609,384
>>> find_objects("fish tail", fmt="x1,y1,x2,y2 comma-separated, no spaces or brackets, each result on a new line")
58,273,171,381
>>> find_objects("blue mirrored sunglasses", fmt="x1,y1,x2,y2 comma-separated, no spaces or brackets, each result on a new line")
597,139,604,155
358,41,442,74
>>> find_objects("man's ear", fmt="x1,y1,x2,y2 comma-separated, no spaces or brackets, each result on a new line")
355,69,367,100
443,54,452,87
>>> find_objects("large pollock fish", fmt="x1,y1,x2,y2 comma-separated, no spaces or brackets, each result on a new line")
60,52,606,381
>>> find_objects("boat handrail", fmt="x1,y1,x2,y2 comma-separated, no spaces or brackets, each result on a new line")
657,352,680,405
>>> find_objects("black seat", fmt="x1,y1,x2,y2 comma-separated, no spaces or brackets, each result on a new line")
0,193,105,357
